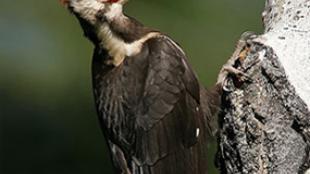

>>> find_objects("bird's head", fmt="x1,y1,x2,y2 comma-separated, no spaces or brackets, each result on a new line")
60,0,153,66
60,0,128,25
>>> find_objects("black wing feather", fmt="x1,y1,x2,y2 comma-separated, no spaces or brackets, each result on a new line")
132,36,209,174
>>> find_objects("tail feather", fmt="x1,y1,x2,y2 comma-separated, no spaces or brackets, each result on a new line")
199,83,222,136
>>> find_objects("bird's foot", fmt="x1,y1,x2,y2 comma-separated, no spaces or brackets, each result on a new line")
217,31,257,90
222,65,251,82
217,65,252,91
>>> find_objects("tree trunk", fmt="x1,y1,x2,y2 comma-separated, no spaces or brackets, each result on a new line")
216,0,310,173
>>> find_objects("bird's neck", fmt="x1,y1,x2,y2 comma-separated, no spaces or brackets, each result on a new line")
95,14,159,66
98,18,158,66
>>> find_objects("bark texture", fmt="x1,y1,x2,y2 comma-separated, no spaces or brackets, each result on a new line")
216,0,310,173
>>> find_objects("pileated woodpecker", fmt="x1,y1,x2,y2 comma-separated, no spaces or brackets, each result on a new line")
61,0,223,173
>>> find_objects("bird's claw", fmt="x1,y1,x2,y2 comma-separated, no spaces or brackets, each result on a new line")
217,31,257,90
217,65,252,91
223,65,252,82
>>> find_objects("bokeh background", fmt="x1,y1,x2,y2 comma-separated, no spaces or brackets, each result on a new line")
1,0,264,173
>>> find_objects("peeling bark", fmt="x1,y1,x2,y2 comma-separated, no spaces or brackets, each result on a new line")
216,0,310,173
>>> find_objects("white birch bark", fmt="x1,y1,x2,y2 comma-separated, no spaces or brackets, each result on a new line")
217,0,310,173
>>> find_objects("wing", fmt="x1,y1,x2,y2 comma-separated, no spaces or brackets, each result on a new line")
132,36,209,174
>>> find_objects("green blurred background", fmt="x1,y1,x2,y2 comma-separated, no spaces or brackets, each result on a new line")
0,0,264,173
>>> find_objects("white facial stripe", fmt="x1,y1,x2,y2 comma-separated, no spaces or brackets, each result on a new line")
105,3,123,20
70,0,106,24
70,0,125,23
98,24,160,66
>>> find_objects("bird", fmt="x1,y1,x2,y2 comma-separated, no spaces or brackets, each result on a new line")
61,0,223,173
